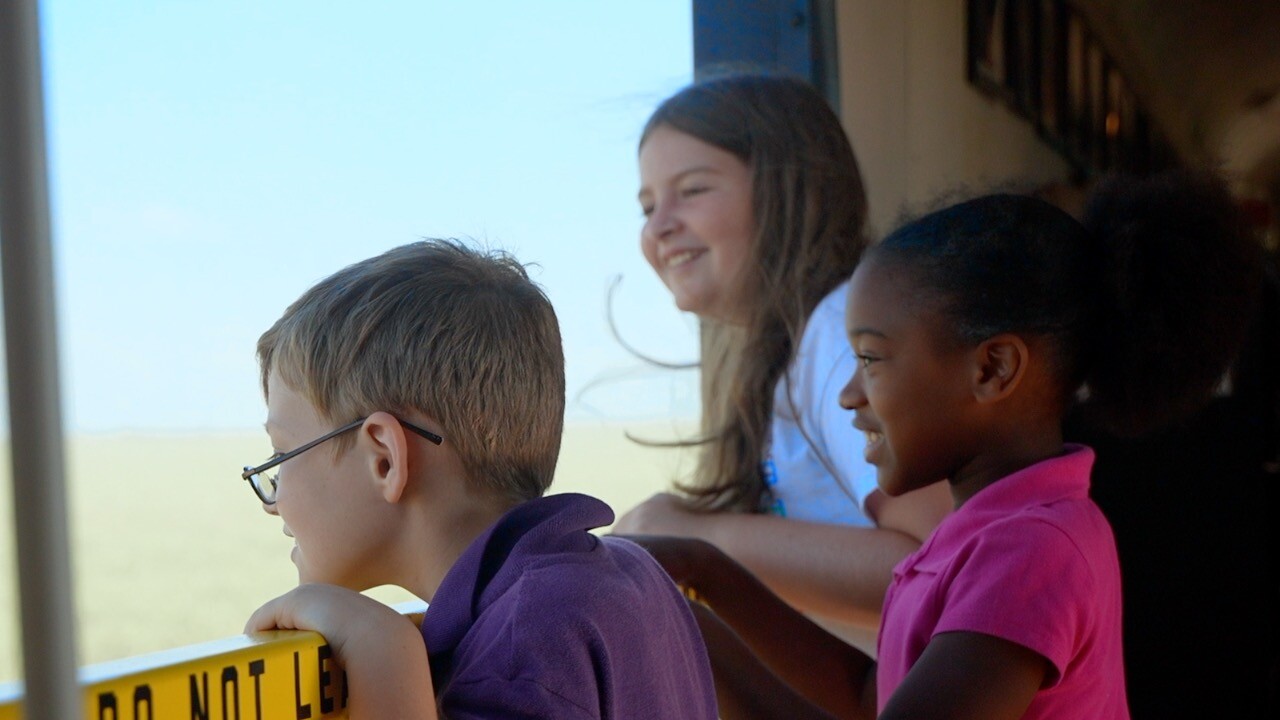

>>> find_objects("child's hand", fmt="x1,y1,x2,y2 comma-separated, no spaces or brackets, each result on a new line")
613,492,699,536
246,584,436,719
246,584,402,656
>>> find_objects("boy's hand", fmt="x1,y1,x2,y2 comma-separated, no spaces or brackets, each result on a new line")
246,584,437,719
246,584,398,655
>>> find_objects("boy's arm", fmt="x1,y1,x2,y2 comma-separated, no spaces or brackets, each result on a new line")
620,535,875,718
247,584,437,720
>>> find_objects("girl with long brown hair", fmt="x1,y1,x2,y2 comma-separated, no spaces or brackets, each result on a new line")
614,73,950,649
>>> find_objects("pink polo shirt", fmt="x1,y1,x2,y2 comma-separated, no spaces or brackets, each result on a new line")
876,445,1128,718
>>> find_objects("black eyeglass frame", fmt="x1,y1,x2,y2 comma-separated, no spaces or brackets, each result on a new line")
241,416,443,504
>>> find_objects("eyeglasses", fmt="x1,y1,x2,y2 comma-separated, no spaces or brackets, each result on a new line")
241,416,443,504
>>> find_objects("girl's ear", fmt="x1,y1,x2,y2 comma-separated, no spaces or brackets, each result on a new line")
360,412,411,503
972,333,1029,403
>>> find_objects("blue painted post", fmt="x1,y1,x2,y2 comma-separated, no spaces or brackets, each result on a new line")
691,0,840,110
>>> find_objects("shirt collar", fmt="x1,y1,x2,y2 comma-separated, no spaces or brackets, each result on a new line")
908,444,1095,570
421,492,614,658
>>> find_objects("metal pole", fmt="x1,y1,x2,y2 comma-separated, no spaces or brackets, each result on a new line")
0,1,83,718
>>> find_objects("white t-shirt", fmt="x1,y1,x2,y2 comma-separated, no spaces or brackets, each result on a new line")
762,281,878,526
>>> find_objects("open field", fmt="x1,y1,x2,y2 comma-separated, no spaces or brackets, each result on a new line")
0,420,698,682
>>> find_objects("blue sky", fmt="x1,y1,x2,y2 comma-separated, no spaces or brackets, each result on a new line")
10,1,700,432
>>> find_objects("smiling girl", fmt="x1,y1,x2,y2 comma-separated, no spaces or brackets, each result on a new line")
645,171,1262,719
614,74,950,651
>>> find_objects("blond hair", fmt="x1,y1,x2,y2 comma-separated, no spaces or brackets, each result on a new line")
257,240,565,503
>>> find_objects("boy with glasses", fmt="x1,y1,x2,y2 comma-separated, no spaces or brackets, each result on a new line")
241,240,717,719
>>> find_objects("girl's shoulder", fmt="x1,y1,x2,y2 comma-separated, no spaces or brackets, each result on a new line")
782,280,855,407
794,280,852,360
809,280,851,330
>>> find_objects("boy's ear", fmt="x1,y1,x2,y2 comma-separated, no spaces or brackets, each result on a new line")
971,333,1029,403
360,412,411,503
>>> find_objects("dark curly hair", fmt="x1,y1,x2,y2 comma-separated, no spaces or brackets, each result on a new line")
869,170,1264,437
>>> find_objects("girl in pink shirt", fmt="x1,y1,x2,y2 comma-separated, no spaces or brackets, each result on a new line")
626,171,1263,718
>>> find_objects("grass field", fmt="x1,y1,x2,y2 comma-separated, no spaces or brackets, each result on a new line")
0,420,698,682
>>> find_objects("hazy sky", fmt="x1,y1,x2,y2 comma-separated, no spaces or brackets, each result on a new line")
3,1,701,433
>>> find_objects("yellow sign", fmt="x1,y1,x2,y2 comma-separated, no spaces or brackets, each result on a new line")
0,602,426,720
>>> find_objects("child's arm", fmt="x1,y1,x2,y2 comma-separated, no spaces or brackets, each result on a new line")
621,535,876,718
246,584,436,720
879,631,1048,720
686,602,853,720
614,488,946,625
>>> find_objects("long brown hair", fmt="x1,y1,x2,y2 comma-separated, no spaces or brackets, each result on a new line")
640,73,868,511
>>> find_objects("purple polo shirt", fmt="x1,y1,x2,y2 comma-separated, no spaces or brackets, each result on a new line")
422,493,717,719
877,445,1129,718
